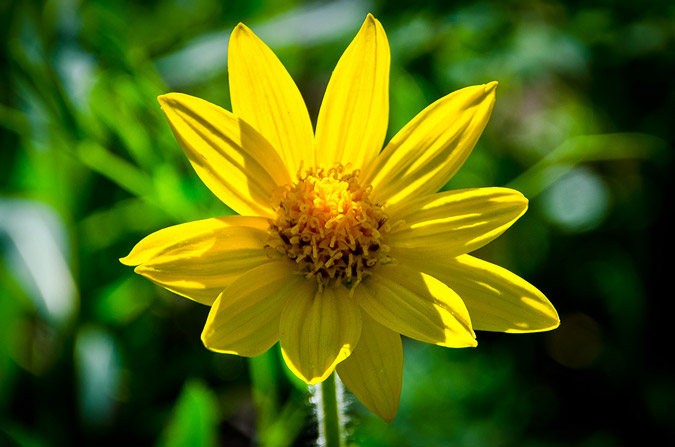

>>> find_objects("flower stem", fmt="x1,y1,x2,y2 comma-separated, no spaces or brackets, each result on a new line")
319,372,343,447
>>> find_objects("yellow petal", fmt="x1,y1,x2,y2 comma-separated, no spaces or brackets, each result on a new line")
408,254,560,333
120,216,272,306
280,286,362,385
158,93,291,218
359,264,476,347
315,14,390,171
336,313,402,422
362,82,497,207
387,187,528,259
228,24,314,179
201,261,304,357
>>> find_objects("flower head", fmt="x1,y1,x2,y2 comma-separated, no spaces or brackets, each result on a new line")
121,14,559,422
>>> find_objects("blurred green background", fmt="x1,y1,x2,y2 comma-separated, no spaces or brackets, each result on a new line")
1,0,673,446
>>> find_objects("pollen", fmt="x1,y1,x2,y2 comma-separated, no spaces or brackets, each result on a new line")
267,166,391,291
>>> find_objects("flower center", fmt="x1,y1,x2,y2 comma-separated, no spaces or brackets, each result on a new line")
267,166,391,291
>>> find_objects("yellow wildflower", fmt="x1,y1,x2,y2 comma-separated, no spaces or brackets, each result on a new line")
121,14,559,422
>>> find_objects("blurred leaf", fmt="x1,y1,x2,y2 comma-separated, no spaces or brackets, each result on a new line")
250,350,279,433
0,104,30,137
74,326,120,428
89,72,164,170
0,423,47,447
388,67,430,141
151,164,219,222
95,275,153,325
2,1,673,445
508,133,666,198
250,349,307,447
79,198,169,251
76,140,154,198
0,264,22,409
260,398,307,447
0,198,78,328
156,379,220,447
10,35,82,139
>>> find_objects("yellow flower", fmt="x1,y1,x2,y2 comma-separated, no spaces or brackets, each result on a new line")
121,14,559,422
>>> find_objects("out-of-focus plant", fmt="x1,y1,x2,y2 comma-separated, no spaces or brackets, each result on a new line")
1,0,672,446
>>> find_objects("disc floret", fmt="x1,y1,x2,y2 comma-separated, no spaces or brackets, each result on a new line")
267,166,391,291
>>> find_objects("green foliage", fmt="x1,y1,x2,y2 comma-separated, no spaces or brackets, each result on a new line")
1,0,673,446
156,379,219,447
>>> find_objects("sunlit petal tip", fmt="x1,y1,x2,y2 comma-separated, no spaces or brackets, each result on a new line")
359,12,386,46
201,325,240,355
551,317,562,330
540,307,561,331
156,93,176,108
157,93,192,114
382,413,396,423
511,189,529,213
118,254,135,266
365,14,386,37
454,325,478,348
518,307,560,333
447,329,477,348
523,306,560,333
307,376,327,386
481,81,498,111
119,240,152,266
364,12,378,25
520,190,529,203
131,264,168,288
309,369,336,386
280,349,339,385
201,328,228,353
485,80,499,93
158,92,200,107
201,333,243,356
230,22,251,40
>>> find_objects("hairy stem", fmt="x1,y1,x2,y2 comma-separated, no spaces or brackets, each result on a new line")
318,372,344,447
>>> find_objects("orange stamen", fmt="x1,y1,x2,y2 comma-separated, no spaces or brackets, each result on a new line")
266,166,391,291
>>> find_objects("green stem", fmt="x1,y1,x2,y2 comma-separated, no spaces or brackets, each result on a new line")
319,372,343,447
